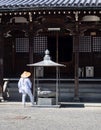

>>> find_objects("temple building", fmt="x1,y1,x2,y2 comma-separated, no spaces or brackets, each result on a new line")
0,0,101,102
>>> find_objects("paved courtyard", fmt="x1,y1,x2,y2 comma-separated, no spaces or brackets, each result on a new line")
0,102,101,130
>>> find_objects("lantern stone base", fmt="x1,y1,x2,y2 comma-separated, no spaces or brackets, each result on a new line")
38,97,56,105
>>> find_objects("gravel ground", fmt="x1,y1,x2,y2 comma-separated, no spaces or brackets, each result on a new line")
0,102,101,130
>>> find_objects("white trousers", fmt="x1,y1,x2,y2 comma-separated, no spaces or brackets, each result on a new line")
22,89,34,105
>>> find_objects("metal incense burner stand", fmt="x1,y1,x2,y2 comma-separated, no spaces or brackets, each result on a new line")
27,49,65,107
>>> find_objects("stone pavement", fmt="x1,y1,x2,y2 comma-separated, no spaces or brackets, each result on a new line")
0,102,101,130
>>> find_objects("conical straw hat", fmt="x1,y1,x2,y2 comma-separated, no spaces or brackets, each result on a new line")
21,71,31,78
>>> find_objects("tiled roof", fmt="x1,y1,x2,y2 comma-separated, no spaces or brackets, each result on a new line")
0,0,101,11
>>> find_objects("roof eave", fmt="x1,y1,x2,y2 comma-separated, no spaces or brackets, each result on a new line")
0,6,101,12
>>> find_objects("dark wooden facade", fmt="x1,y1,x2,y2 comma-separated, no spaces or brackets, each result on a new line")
0,1,101,101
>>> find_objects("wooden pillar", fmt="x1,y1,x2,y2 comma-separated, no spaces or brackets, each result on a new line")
29,26,33,65
28,13,35,95
0,30,4,101
73,12,80,101
29,13,34,72
74,33,80,101
56,31,59,63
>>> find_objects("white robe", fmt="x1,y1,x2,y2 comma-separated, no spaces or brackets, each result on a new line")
18,77,34,105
